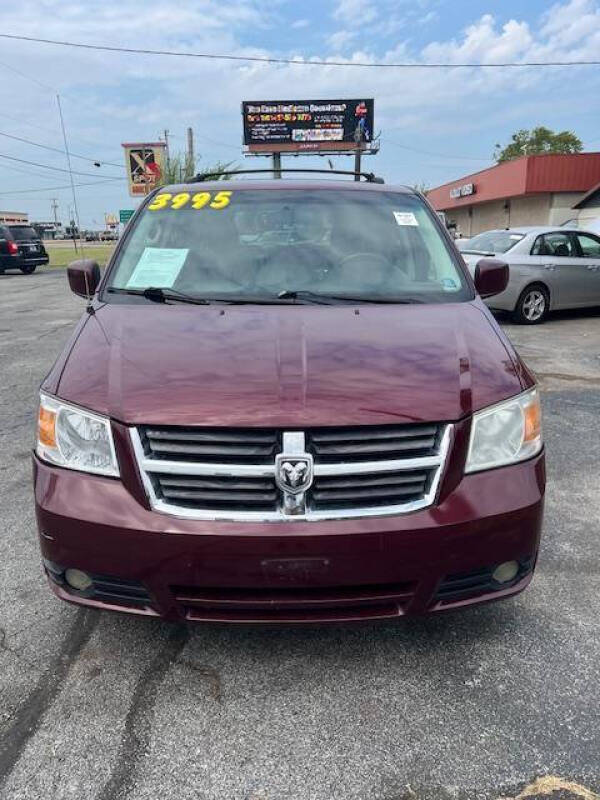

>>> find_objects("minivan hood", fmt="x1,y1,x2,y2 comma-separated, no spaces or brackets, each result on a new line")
53,301,524,427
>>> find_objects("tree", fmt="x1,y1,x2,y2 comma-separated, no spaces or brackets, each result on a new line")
411,182,429,195
494,126,583,163
157,155,235,186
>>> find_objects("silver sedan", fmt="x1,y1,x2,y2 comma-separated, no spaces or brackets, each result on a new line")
461,226,600,323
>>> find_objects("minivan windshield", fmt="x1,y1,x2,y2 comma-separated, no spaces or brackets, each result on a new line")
106,188,472,304
464,230,524,254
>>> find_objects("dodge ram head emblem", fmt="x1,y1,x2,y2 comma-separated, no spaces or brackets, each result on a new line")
275,455,313,495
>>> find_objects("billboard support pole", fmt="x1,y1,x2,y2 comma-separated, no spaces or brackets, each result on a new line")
273,152,282,179
353,124,364,181
354,146,362,180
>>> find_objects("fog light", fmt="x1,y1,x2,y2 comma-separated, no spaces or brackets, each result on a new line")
65,568,93,591
492,560,519,584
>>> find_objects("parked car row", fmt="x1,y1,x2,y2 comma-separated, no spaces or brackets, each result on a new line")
461,225,600,323
84,230,119,242
0,223,49,274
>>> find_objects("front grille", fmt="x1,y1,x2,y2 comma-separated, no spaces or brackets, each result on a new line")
90,575,152,606
310,468,432,510
153,473,278,512
307,424,439,462
142,426,280,464
171,581,415,623
132,422,451,521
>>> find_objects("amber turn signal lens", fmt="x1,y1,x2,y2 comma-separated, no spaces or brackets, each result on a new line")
38,406,57,448
523,395,541,443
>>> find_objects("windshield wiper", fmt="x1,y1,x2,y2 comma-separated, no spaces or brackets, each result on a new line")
106,287,211,305
106,287,288,305
277,290,424,305
106,287,424,307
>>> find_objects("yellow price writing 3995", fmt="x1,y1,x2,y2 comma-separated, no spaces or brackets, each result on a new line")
147,191,233,212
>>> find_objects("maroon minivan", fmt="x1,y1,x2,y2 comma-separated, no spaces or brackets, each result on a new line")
33,173,544,623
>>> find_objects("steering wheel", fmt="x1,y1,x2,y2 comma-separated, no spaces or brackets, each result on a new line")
337,252,410,285
339,252,390,269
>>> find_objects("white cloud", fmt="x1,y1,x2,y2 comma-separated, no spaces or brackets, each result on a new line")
419,10,437,26
332,0,378,26
422,14,533,64
327,30,356,50
291,19,310,29
1,0,599,223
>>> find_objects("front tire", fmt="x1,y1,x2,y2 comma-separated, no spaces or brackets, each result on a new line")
19,264,37,275
513,284,549,324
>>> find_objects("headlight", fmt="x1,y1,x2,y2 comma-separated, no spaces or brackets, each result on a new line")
36,393,119,477
465,388,542,473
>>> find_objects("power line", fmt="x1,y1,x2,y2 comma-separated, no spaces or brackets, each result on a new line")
0,177,125,196
384,138,491,162
1,110,60,137
0,161,68,181
0,129,124,169
0,55,55,91
2,107,128,160
0,61,123,169
196,131,241,152
1,32,600,68
0,151,125,179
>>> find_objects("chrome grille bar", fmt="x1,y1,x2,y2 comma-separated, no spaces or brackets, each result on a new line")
130,424,453,522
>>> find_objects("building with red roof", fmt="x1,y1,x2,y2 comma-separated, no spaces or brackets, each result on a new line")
427,153,600,237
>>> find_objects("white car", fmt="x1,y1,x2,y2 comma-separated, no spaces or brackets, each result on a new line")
454,238,472,251
561,216,600,235
461,227,600,323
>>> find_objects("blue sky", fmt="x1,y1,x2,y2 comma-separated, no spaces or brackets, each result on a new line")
0,0,599,226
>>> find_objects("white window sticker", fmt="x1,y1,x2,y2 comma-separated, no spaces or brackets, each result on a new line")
393,211,419,226
509,234,522,240
126,248,189,289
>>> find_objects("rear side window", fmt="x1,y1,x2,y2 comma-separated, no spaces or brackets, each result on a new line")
464,231,524,254
107,189,472,304
576,233,600,257
531,232,574,257
8,226,39,241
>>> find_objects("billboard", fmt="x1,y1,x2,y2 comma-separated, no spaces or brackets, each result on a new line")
242,100,374,153
122,142,167,197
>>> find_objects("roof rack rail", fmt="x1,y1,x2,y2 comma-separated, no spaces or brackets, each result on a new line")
192,168,385,184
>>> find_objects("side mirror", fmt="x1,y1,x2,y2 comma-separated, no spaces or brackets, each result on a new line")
67,259,101,299
474,258,509,299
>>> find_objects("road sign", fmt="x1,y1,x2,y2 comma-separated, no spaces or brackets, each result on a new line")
120,209,134,223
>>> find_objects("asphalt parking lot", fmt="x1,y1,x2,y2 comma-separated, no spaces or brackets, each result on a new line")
0,267,599,800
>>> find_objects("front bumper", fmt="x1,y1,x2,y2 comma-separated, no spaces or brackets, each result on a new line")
33,450,545,624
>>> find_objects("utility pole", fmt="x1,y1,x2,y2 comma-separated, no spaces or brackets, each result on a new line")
50,197,59,225
162,129,170,177
187,127,195,178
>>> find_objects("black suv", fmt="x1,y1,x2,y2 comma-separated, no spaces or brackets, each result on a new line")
0,225,49,274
